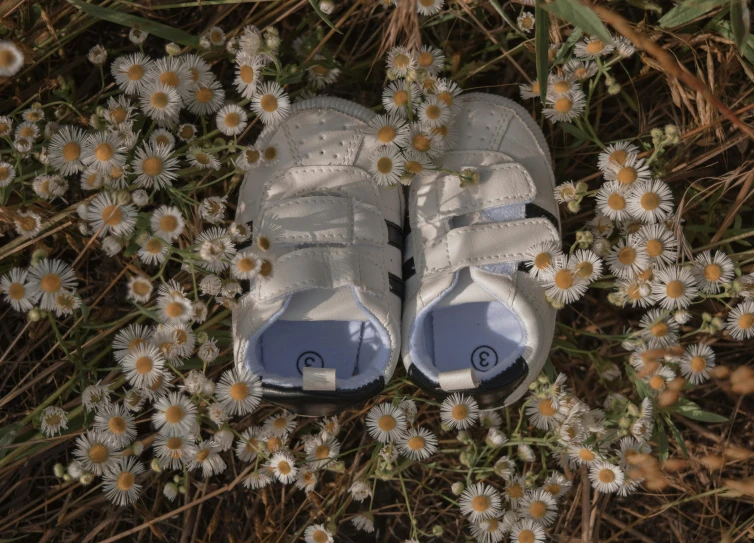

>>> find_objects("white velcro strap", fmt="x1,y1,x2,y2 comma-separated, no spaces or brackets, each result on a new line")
258,196,387,247
265,166,381,208
302,367,337,391
422,218,559,279
257,246,387,302
439,368,479,391
415,163,536,225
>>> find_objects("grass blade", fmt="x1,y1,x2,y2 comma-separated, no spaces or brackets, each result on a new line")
66,0,200,48
307,0,342,34
542,0,613,44
535,1,550,103
730,0,751,51
658,0,728,28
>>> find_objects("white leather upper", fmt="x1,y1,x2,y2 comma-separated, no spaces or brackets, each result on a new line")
232,97,404,390
403,93,560,405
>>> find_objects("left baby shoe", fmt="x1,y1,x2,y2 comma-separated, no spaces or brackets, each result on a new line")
231,97,405,417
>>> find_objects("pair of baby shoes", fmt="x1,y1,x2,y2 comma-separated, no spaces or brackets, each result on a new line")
231,93,560,416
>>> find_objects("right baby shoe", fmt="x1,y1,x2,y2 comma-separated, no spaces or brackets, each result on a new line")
401,92,561,410
231,97,404,417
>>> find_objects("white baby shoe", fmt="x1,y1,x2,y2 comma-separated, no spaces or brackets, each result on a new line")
401,93,560,409
232,97,404,416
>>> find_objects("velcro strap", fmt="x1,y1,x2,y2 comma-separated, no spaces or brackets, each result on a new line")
439,368,479,391
258,196,387,247
257,246,387,302
414,163,536,225
422,218,559,279
302,367,337,391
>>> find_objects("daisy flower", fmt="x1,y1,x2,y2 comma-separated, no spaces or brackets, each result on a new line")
440,393,480,430
470,516,506,543
187,440,227,477
597,141,639,171
692,250,735,293
88,193,137,237
304,524,334,543
111,53,153,95
305,435,341,468
726,300,754,340
574,36,615,58
408,123,444,157
417,0,444,15
382,80,420,116
589,461,624,493
47,126,86,175
0,115,12,136
616,36,636,57
680,343,715,384
27,259,77,311
626,179,674,223
102,457,144,506
263,410,298,437
234,145,262,171
154,433,196,470
603,154,650,186
543,89,585,123
567,443,600,466
94,404,136,448
644,364,676,393
386,46,416,78
216,104,248,136
397,426,438,460
652,266,698,310
139,82,182,122
112,324,152,361
570,249,603,282
243,469,273,490
138,235,169,265
519,79,543,100
185,80,226,115
133,142,179,188
639,308,679,348
540,256,589,305
0,41,24,76
542,472,572,499
152,392,197,436
146,56,192,98
175,123,197,143
435,78,462,111
525,241,563,279
199,196,227,224
235,427,264,462
459,483,502,522
517,11,535,33
32,174,67,200
81,131,126,173
234,53,264,98
350,480,373,502
187,147,221,170
40,406,68,437
367,113,410,148
121,343,165,388
606,238,649,279
195,227,236,273
307,58,341,89
366,403,407,443
352,512,375,533
216,367,262,415
617,436,651,468
80,169,104,191
150,205,185,242
633,223,677,268
296,466,319,493
554,181,578,203
182,53,213,86
269,451,297,484
418,95,451,128
518,489,557,526
149,128,175,149
368,147,405,186
416,45,444,75
525,396,562,430
251,81,290,125
1,268,38,312
509,519,546,543
74,430,120,476
0,161,15,187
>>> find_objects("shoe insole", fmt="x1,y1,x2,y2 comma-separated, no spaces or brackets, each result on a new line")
430,301,526,377
258,320,381,379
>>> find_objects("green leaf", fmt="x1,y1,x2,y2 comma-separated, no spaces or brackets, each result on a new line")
664,415,689,457
541,0,613,44
66,0,200,48
730,0,751,51
659,0,728,28
535,1,550,103
307,0,342,33
654,420,669,461
673,398,729,423
558,121,593,143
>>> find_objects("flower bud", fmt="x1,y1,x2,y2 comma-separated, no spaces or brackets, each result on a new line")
54,463,66,478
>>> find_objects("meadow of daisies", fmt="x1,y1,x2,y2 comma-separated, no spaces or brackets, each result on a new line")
1,1,753,542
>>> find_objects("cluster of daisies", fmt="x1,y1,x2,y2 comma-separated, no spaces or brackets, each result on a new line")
362,44,462,186
519,32,636,124
313,0,447,17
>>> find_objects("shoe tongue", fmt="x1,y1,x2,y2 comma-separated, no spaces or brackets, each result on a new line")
280,286,368,322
